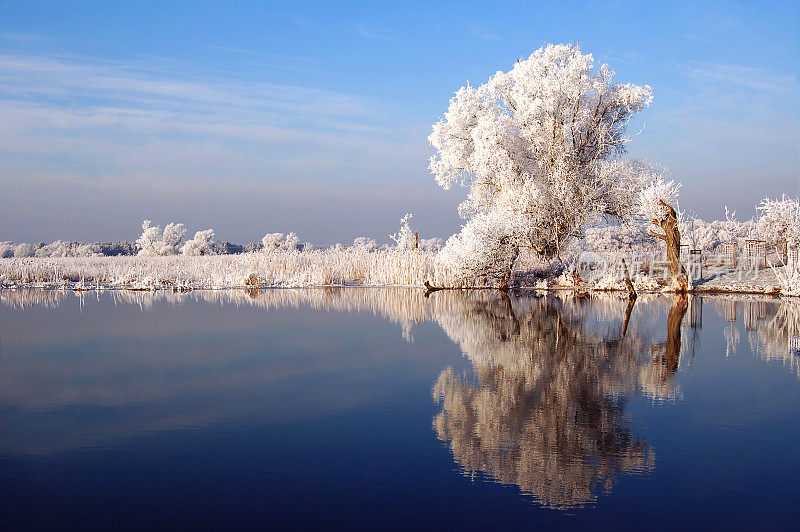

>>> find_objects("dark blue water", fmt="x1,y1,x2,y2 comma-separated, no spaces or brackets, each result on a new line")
1,289,799,529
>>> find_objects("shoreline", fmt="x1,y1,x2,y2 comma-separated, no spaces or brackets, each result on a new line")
1,283,796,299
1,254,796,297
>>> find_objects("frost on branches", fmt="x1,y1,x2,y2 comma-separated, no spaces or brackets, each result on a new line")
430,43,675,285
389,214,444,252
261,232,303,252
181,229,216,256
136,220,216,256
390,213,416,250
353,237,379,252
757,196,800,252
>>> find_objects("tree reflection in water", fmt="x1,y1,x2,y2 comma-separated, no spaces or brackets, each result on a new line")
431,292,689,509
4,288,795,500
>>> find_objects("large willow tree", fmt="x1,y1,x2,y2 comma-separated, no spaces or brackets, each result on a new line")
429,43,675,286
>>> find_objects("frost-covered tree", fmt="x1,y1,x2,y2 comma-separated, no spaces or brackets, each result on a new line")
419,237,444,252
136,220,186,256
429,43,668,285
756,195,800,252
0,241,15,258
390,213,417,250
353,237,378,252
284,232,301,251
137,220,163,256
437,210,527,287
261,232,303,252
180,229,216,256
261,232,285,251
582,222,659,254
161,223,187,253
12,243,34,257
37,240,72,257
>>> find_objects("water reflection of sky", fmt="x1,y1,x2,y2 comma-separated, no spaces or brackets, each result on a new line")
1,289,799,528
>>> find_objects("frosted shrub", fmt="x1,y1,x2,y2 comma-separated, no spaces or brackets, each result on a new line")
284,232,301,251
757,196,800,251
419,237,443,252
13,243,34,257
75,243,102,256
0,241,15,258
582,222,658,254
261,233,284,250
136,221,161,255
31,240,103,257
637,175,681,221
390,213,416,250
712,208,755,247
677,216,753,252
137,220,162,256
161,223,187,253
353,237,378,252
180,229,216,256
136,220,186,256
37,240,70,258
438,211,524,285
261,232,303,252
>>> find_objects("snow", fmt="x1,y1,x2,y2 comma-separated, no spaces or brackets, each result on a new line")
0,249,452,290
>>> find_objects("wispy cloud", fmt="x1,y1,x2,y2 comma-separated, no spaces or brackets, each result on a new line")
0,50,439,242
191,42,312,62
469,26,499,42
630,58,798,217
286,14,316,30
353,24,396,42
0,32,48,43
682,61,796,96
0,51,425,184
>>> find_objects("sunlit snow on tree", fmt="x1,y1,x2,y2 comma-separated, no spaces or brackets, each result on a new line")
429,43,678,285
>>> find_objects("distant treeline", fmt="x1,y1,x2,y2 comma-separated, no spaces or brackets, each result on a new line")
0,240,263,258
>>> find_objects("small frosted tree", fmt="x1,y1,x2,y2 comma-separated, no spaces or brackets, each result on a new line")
438,210,526,287
390,213,416,250
136,220,186,256
261,233,285,251
0,241,14,258
429,43,665,285
161,223,187,254
757,195,800,253
180,229,216,256
136,220,161,255
261,232,303,252
13,243,34,258
353,237,378,251
419,237,444,252
284,232,301,251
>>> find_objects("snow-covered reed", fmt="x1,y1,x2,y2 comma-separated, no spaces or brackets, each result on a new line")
769,260,800,297
0,248,466,289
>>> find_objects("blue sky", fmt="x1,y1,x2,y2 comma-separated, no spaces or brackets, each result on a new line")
0,0,797,244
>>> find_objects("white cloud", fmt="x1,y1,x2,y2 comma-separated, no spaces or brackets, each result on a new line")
469,26,499,42
0,51,427,184
353,24,396,42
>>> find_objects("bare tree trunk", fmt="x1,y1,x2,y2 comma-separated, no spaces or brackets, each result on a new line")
621,258,637,300
649,199,689,292
498,245,520,291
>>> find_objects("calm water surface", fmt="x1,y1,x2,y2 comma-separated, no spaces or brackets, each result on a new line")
1,289,799,529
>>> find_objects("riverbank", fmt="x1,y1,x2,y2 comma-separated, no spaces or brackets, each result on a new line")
1,254,796,297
